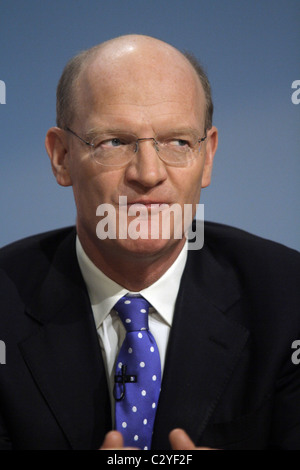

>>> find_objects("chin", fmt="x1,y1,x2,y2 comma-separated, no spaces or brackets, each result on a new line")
111,236,183,259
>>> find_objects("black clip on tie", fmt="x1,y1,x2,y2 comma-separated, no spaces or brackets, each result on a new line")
113,364,137,401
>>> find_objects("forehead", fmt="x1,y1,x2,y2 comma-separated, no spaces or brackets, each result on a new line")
74,46,206,131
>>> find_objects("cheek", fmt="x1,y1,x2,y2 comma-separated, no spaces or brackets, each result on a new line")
188,158,206,197
172,164,204,204
71,162,122,205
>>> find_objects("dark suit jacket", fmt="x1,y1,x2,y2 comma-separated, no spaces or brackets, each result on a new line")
0,223,299,450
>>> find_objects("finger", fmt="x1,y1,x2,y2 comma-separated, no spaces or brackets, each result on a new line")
99,431,140,450
169,428,216,450
169,428,196,450
100,430,124,449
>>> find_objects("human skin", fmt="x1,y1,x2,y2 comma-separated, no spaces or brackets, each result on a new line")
45,35,218,449
100,429,214,450
45,35,218,291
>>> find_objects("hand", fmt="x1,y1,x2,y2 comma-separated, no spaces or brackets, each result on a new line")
169,428,216,450
100,428,216,450
99,431,140,450
100,430,139,450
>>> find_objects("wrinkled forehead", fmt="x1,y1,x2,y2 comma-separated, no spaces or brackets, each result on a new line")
74,41,206,127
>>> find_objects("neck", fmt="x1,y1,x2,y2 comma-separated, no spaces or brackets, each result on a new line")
77,229,186,291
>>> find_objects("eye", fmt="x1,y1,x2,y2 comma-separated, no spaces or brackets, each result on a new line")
175,139,189,147
167,138,190,148
102,138,124,148
92,137,129,150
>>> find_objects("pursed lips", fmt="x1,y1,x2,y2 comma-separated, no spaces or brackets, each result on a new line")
121,200,172,211
116,199,173,218
128,200,170,206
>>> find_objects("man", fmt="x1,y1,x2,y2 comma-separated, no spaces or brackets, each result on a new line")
0,35,299,450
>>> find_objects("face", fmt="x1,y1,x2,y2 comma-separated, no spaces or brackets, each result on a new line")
46,42,218,262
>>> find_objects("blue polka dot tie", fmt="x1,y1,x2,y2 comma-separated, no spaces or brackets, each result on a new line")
114,295,161,450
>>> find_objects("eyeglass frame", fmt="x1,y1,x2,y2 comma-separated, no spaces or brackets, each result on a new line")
64,126,207,167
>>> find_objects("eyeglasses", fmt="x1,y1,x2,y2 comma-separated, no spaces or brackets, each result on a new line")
65,127,207,167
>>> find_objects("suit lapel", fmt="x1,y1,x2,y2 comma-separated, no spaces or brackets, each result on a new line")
16,227,250,449
152,244,249,449
19,230,111,449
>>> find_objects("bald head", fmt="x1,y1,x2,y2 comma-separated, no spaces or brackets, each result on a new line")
56,34,213,130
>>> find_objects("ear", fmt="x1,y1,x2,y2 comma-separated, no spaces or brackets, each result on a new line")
45,127,72,187
201,126,218,188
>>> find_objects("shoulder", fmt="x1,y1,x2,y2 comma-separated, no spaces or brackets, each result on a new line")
203,221,299,265
0,226,75,257
0,226,76,281
200,221,300,297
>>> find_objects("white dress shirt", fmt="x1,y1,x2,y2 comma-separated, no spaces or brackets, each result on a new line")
76,237,188,420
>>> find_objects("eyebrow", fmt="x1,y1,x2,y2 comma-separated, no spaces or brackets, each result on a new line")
156,127,201,136
85,126,202,139
85,127,128,139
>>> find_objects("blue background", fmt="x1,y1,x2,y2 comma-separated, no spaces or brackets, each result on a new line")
0,0,299,250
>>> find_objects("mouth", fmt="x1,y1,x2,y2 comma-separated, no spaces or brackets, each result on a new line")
127,200,170,207
117,199,172,218
126,201,172,216
118,197,171,207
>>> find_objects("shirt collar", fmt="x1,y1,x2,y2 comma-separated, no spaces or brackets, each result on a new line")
76,236,188,329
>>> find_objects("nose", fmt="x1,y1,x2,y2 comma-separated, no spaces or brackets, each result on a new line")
125,138,168,188
134,137,159,153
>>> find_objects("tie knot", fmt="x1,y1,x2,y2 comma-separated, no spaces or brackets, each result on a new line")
114,295,150,332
